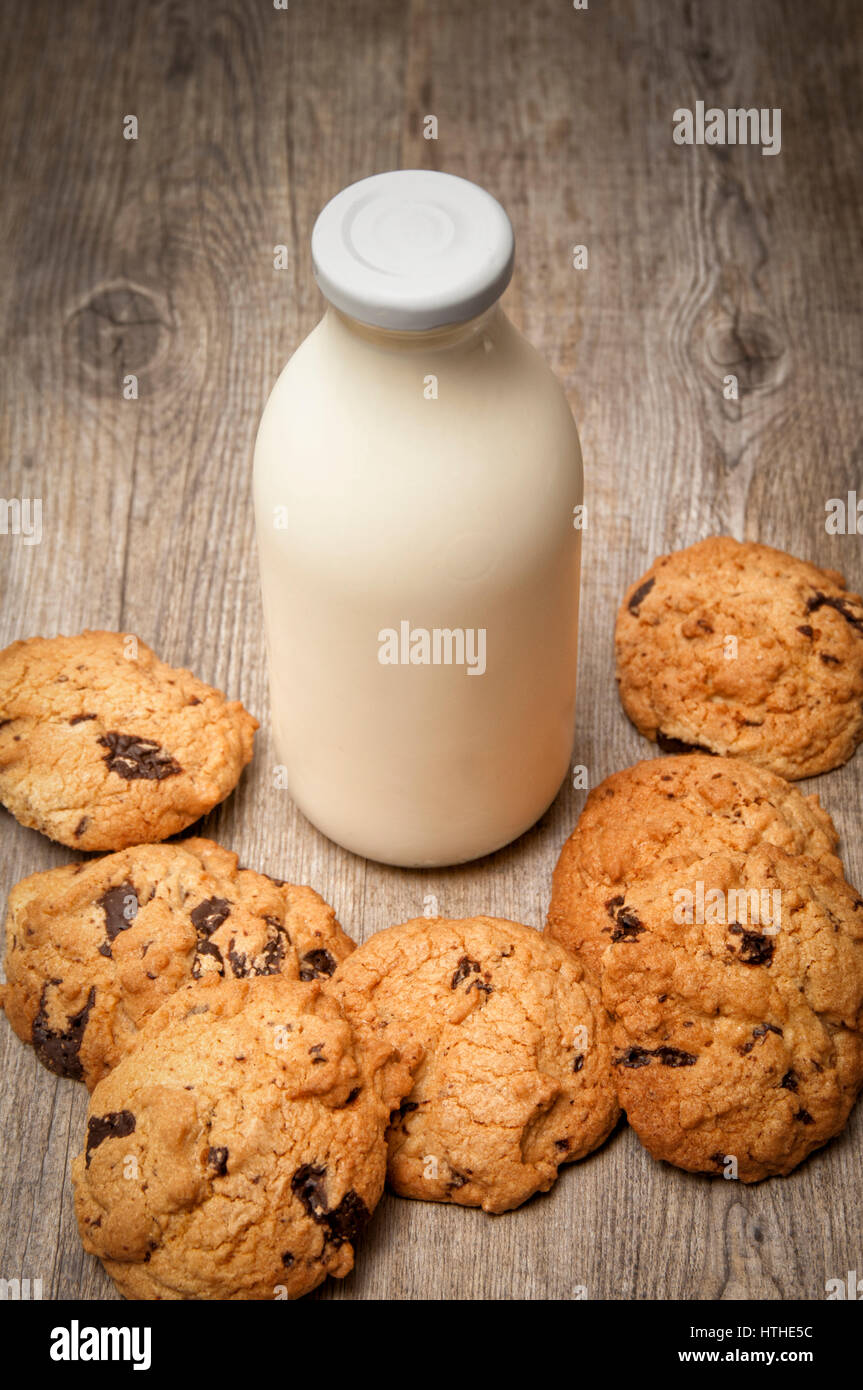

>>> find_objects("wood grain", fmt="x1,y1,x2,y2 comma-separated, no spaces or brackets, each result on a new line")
0,0,861,1301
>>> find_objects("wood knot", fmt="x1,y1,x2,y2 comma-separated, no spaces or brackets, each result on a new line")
63,283,172,393
703,310,787,393
688,42,734,86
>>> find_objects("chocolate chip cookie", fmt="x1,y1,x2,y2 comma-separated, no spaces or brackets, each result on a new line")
615,537,863,778
547,753,843,987
0,630,257,848
2,836,354,1088
72,974,414,1299
330,916,619,1213
600,844,863,1181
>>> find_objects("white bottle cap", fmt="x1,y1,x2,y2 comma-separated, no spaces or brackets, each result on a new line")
311,170,515,330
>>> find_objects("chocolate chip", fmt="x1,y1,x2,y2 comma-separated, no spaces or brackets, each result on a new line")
190,897,231,936
657,732,714,756
451,956,481,989
796,624,814,638
73,816,89,838
780,1070,799,1091
70,713,97,725
207,1146,229,1176
448,1170,469,1189
739,1021,783,1054
614,1046,653,1069
656,1046,697,1067
281,1252,294,1268
572,1054,584,1073
227,915,287,978
291,1164,329,1219
324,1190,371,1245
309,1043,327,1064
85,1110,136,1165
98,731,182,780
627,577,655,614
190,899,228,974
614,1045,697,1069
795,1108,815,1125
819,652,842,665
608,902,645,942
555,1138,570,1151
32,983,96,1080
806,591,863,635
99,882,138,951
727,924,775,966
466,974,493,995
299,948,337,981
226,943,248,976
192,938,224,978
290,1164,370,1247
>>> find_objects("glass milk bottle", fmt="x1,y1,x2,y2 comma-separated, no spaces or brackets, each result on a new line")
254,171,583,866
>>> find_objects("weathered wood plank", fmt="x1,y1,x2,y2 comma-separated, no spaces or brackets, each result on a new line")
1,0,860,1301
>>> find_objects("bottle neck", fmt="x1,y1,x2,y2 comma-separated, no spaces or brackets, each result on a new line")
326,302,502,353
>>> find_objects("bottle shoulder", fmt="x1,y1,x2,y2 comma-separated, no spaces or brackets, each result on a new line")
261,310,576,421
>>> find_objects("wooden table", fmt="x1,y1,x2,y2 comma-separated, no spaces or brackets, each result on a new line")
1,0,861,1301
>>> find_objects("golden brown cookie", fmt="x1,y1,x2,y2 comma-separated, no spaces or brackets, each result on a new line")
330,916,619,1213
614,537,863,779
2,836,354,1089
0,630,257,848
600,844,863,1181
547,754,843,987
72,974,414,1300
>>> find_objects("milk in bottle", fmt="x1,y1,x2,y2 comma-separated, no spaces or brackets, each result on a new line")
254,170,583,866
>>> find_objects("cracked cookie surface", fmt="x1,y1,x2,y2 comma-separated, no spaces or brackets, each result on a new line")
1,836,355,1089
72,974,413,1300
615,537,863,779
330,916,619,1213
600,844,863,1181
0,630,257,848
547,754,843,987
